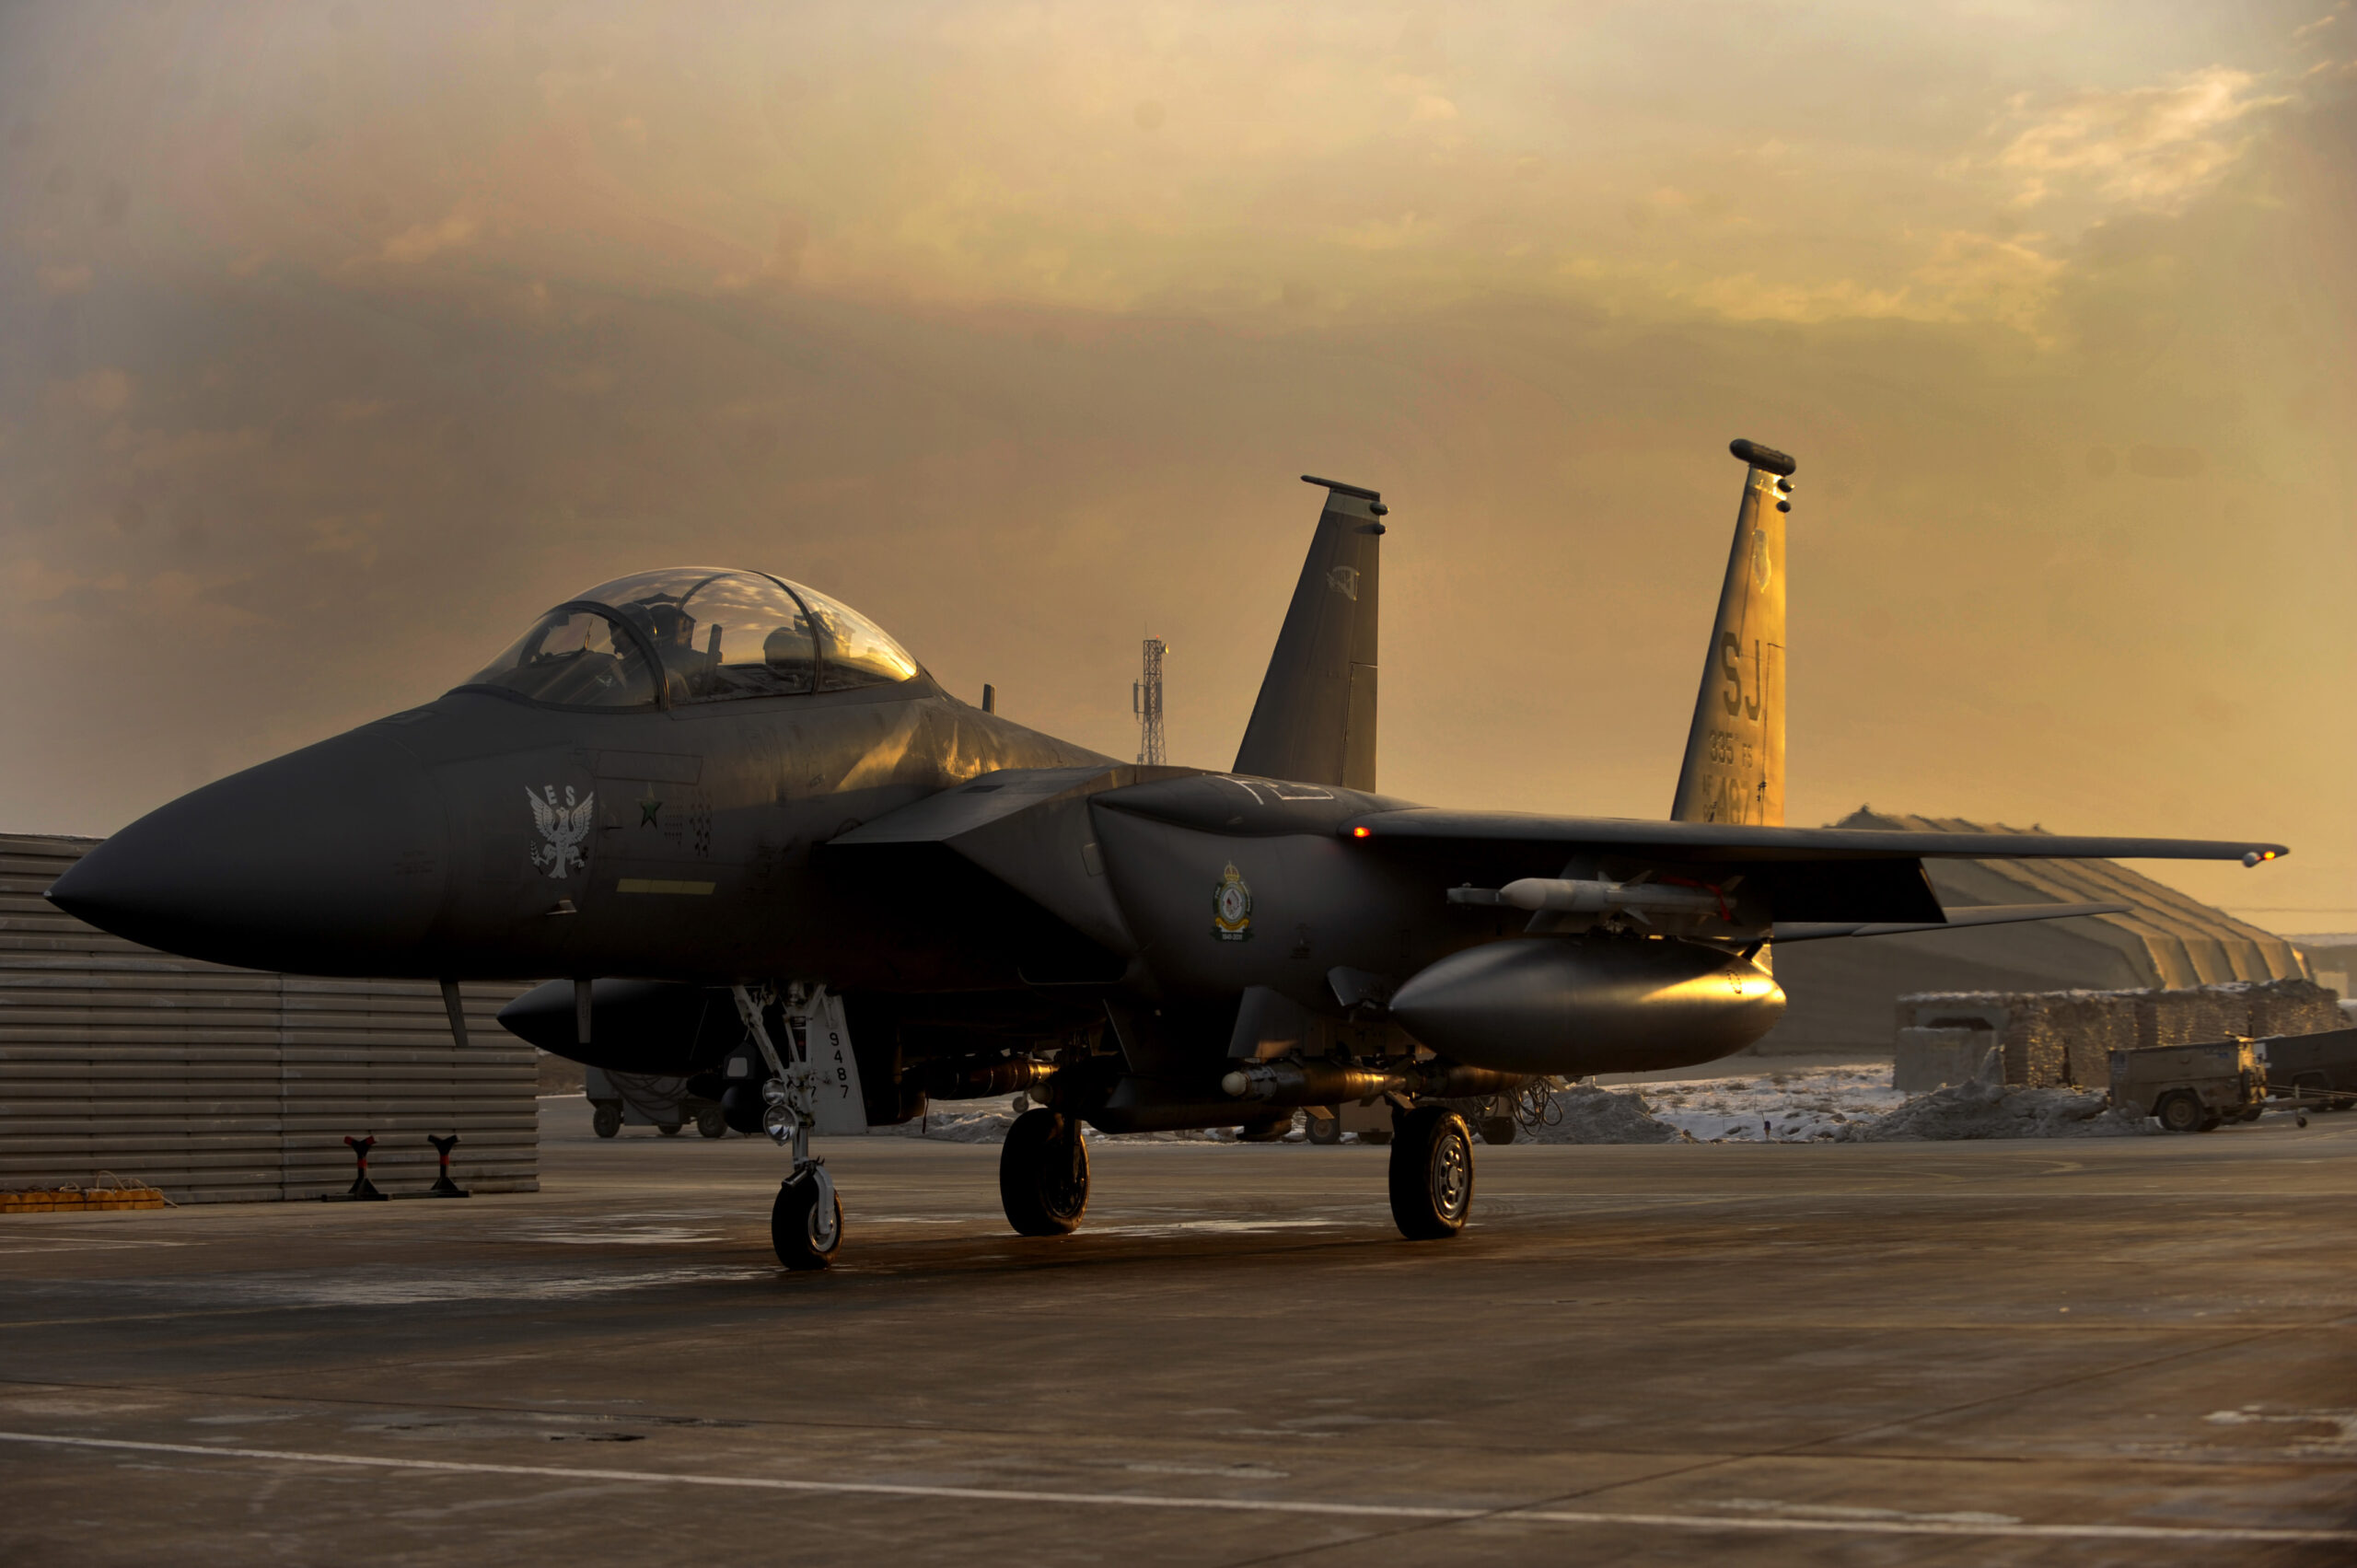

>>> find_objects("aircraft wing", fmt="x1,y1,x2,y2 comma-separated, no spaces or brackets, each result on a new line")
1769,901,2131,943
1332,809,2283,925
1341,809,2287,866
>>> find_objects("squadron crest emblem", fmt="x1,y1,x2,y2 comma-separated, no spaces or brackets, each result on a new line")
1211,862,1254,941
528,784,595,880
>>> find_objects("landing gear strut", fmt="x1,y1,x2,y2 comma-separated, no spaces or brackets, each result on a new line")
734,983,842,1270
1000,1109,1090,1236
1388,1105,1474,1239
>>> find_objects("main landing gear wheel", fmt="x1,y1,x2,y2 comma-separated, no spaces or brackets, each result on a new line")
772,1168,842,1271
1388,1106,1474,1240
1000,1109,1090,1236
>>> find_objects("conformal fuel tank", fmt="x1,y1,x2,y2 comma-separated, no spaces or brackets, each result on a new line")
1389,936,1786,1076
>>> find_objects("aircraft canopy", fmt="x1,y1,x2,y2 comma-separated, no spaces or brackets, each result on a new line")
461,567,921,708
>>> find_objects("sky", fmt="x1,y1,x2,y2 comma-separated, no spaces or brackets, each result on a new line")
2,1,2351,929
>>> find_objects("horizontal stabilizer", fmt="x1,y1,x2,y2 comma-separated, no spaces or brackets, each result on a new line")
1769,901,2131,944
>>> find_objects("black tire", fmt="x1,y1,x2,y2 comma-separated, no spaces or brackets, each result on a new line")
656,1121,683,1137
695,1106,727,1139
1306,1115,1341,1146
772,1172,842,1271
1387,1106,1475,1240
1479,1116,1517,1146
2155,1091,2204,1134
591,1102,622,1139
1000,1109,1090,1237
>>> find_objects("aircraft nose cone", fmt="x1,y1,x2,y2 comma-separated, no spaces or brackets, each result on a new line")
47,728,448,973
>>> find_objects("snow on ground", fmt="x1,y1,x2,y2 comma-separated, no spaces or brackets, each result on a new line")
866,1062,2174,1146
1521,1082,1693,1144
889,1064,1912,1146
1633,1063,1906,1143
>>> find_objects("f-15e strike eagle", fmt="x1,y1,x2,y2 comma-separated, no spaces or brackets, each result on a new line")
49,439,2286,1268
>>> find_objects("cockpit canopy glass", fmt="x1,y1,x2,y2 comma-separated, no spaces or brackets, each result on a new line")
466,608,660,708
793,582,923,690
577,568,819,701
458,567,921,708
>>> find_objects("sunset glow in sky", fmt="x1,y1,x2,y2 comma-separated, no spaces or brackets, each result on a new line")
3,2,2351,924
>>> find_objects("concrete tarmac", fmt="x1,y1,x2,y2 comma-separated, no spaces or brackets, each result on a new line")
3,1106,2353,1566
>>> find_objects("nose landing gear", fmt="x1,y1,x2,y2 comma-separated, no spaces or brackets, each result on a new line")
734,983,844,1271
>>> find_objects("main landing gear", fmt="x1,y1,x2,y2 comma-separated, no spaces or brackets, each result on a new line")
1000,1109,1090,1236
1387,1106,1475,1240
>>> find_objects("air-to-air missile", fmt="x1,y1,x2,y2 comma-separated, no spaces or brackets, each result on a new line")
48,440,2284,1268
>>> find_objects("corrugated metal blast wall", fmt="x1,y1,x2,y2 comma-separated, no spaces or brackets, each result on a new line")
1,834,537,1203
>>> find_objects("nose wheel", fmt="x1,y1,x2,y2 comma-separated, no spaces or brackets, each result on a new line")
772,1167,842,1271
1388,1106,1474,1239
1000,1109,1090,1235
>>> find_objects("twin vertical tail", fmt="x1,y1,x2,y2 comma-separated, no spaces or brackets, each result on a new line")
1232,476,1386,791
1669,439,1793,826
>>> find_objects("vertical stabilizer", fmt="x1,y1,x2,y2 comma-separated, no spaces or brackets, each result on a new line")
1233,476,1385,790
1670,439,1792,825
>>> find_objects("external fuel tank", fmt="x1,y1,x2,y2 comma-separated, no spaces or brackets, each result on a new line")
1388,935,1786,1076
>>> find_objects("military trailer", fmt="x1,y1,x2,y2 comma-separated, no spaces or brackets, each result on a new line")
2107,1041,2263,1132
2258,1027,2357,1110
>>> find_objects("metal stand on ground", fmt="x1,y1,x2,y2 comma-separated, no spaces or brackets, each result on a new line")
322,1134,387,1202
426,1134,470,1198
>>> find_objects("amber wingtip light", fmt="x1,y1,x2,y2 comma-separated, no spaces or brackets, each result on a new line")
1351,826,1373,839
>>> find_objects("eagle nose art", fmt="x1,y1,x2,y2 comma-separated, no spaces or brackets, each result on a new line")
45,729,449,973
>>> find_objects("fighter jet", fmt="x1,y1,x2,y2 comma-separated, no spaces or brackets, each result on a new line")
48,440,2287,1268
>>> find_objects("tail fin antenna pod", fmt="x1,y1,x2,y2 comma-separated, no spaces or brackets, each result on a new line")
1233,476,1386,791
1670,439,1793,826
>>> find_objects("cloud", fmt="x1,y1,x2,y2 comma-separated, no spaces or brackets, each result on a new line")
2293,8,2344,45
55,369,134,414
1999,68,2283,210
379,214,477,264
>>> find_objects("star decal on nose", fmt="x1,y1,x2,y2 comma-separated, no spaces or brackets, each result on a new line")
638,787,663,827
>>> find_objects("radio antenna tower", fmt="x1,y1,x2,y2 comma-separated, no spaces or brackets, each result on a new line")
1133,637,1167,766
